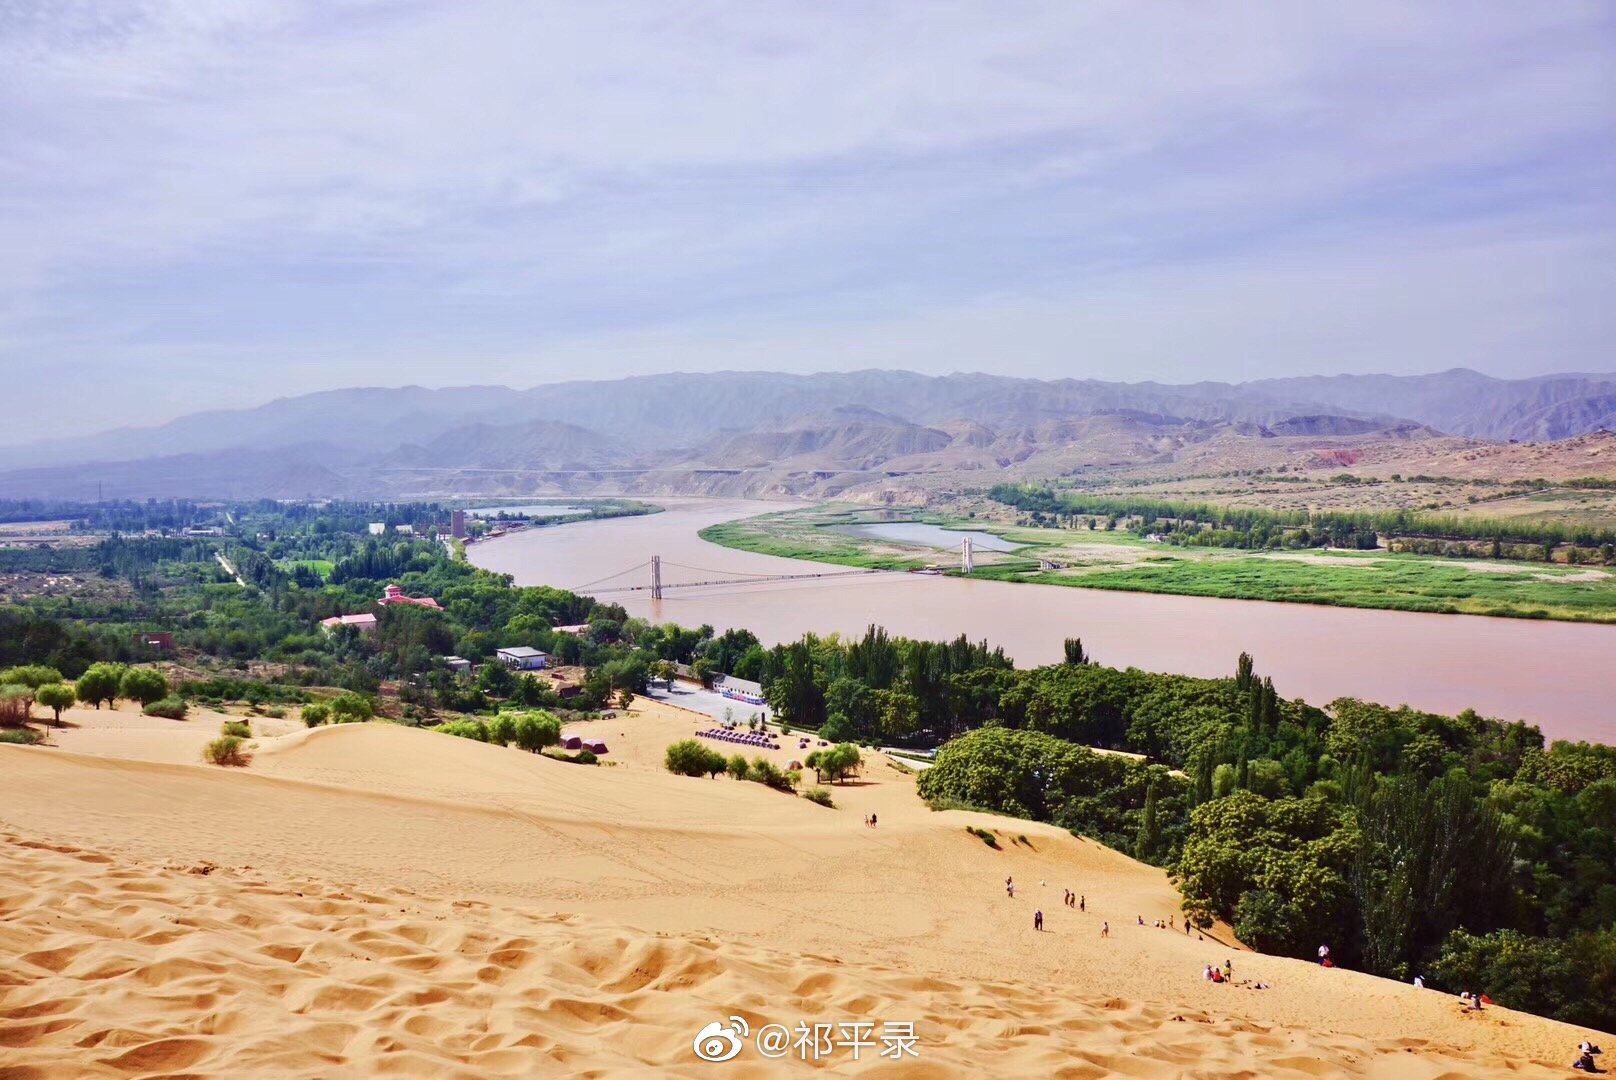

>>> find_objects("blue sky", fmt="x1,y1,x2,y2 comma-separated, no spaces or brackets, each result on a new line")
1,1,1612,440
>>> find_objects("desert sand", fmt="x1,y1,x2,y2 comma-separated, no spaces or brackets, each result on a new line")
2,700,1608,1076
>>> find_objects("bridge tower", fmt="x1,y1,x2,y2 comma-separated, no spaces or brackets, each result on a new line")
651,555,663,600
961,536,974,574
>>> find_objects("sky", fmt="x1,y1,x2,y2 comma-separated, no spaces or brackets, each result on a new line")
1,1,1613,441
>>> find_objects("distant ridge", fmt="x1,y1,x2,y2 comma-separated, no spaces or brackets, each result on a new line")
1,368,1613,499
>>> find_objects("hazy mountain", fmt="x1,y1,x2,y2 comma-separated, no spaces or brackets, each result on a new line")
0,446,355,501
378,419,623,472
1249,369,1616,441
698,407,953,470
2,368,1613,500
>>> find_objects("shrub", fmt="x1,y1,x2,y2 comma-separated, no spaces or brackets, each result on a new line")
143,698,189,720
179,677,307,704
0,728,42,745
328,692,375,723
221,720,252,738
748,757,799,793
120,667,170,706
968,826,1000,848
544,748,599,765
302,702,331,727
726,753,750,780
803,788,835,807
263,706,286,719
438,720,490,741
203,735,250,767
666,739,726,778
0,684,34,728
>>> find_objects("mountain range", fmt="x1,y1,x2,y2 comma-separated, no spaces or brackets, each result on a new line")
2,368,1612,500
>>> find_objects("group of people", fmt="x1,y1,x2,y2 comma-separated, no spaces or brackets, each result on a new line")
1061,889,1084,911
862,813,877,828
1201,960,1234,983
1572,1041,1603,1072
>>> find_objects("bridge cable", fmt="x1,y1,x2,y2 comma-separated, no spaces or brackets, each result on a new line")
568,561,649,593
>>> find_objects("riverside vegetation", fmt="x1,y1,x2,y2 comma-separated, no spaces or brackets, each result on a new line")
701,498,1616,622
0,500,1612,1029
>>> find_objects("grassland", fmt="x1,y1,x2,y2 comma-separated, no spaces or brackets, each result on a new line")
277,558,334,579
703,505,1616,623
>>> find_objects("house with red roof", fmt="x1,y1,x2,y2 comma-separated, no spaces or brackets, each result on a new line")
376,583,441,610
320,613,378,634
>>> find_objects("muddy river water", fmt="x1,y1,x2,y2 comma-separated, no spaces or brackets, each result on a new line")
470,498,1616,744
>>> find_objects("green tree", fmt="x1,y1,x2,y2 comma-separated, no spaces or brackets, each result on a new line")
1135,781,1161,860
35,682,75,726
75,662,126,710
477,660,515,696
806,743,863,784
665,739,725,778
0,665,63,689
726,753,750,780
514,712,561,753
302,702,331,727
1063,638,1088,665
877,689,923,741
119,667,170,706
1350,775,1516,979
488,714,518,746
1176,791,1360,959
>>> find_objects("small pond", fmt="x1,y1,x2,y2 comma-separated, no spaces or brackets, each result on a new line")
830,521,1022,552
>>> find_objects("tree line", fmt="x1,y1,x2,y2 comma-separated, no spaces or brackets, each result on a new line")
988,483,1616,557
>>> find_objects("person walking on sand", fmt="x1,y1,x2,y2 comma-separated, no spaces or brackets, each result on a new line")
870,813,877,828
1185,919,1191,936
1034,909,1043,931
1100,921,1109,938
1080,895,1085,913
1007,881,1015,898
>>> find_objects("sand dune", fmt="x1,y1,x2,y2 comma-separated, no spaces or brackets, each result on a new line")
2,709,1608,1076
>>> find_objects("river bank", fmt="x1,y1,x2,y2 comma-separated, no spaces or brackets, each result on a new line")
703,504,1616,624
469,498,1616,744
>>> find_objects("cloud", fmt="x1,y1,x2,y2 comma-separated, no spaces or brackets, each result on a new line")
0,1,1611,439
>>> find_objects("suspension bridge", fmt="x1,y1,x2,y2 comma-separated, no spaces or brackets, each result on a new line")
569,538,991,598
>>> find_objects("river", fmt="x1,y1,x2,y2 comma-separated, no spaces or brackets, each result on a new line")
469,498,1616,744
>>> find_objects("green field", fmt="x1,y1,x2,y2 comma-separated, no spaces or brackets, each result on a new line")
277,558,335,579
701,505,1616,623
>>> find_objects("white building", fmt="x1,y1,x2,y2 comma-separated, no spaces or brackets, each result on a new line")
496,646,549,671
367,523,386,536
